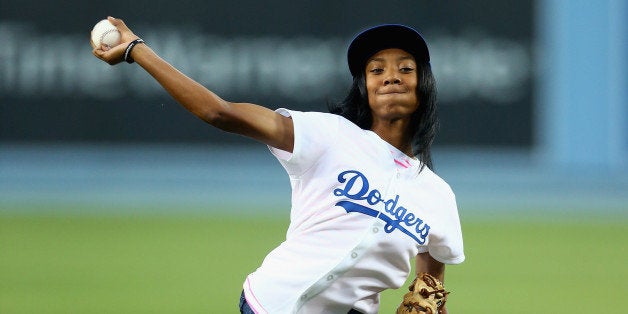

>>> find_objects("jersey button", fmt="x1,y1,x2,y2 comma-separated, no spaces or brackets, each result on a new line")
351,252,358,258
327,274,334,281
372,227,379,233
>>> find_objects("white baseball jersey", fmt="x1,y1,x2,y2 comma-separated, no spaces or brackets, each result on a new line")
243,109,465,314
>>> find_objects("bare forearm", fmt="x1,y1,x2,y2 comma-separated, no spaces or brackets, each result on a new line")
91,17,295,151
131,43,226,123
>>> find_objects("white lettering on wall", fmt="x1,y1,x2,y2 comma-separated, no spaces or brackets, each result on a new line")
0,23,531,105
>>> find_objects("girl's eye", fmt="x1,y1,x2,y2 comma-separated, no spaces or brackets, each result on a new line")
400,67,414,73
370,68,383,74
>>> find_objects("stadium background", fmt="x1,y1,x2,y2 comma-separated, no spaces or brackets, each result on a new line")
1,0,626,313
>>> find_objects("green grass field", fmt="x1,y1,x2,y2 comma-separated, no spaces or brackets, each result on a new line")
1,208,627,313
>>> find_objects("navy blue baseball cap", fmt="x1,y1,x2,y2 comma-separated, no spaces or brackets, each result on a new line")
347,24,430,77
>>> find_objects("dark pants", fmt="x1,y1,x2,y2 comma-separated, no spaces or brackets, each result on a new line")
239,291,255,314
239,291,364,314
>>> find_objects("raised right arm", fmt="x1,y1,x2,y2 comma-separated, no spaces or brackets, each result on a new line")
92,17,294,152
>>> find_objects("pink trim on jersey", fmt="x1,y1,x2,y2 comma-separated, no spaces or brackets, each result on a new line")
394,159,411,168
244,277,265,314
391,149,413,169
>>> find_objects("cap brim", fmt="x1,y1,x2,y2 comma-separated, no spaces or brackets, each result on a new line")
347,24,430,77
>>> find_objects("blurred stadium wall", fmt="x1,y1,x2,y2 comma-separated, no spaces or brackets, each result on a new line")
0,0,626,215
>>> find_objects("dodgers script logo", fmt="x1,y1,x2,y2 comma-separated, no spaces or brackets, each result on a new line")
333,170,430,244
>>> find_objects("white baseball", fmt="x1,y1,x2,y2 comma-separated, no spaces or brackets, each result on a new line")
91,19,121,48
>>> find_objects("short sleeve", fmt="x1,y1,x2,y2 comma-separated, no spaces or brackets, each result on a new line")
428,194,465,265
268,109,341,176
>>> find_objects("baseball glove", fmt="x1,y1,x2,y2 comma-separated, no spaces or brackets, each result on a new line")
396,272,449,314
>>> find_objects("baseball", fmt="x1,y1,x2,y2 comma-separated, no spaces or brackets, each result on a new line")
91,19,121,48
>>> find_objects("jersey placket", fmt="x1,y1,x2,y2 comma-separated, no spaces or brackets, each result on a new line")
293,169,400,313
293,217,386,312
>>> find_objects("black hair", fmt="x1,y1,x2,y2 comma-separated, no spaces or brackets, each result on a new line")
328,61,439,171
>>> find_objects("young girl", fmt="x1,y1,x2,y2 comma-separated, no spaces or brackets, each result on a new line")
92,18,464,314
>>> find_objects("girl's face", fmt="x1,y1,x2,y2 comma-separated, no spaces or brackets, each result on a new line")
364,48,419,122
